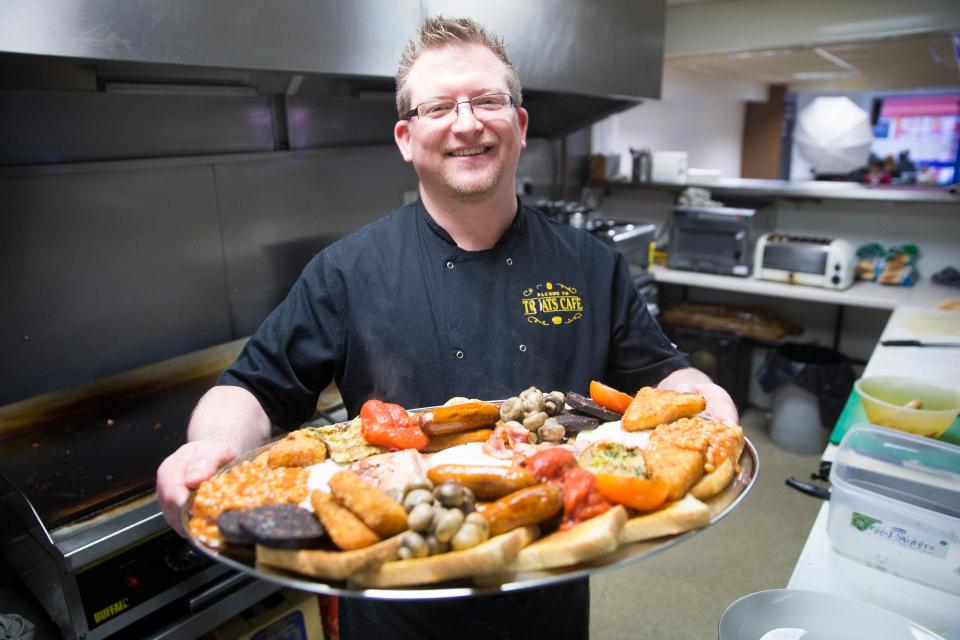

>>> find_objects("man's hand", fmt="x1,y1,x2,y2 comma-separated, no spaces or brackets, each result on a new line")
156,440,237,536
657,367,739,426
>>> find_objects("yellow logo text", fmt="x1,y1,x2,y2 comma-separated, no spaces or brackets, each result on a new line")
521,282,583,326
93,598,130,624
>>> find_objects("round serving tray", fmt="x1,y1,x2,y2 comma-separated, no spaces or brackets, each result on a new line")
182,430,758,600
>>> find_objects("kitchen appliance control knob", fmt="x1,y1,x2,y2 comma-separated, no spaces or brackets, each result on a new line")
163,541,207,572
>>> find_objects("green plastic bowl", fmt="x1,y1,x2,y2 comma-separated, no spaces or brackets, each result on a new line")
855,376,960,438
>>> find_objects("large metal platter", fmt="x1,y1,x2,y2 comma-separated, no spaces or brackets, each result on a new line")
182,425,758,600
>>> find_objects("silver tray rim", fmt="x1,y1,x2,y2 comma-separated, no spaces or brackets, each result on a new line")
182,422,759,600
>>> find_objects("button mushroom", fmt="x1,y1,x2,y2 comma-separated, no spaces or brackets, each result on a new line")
522,410,548,432
399,531,429,559
519,387,544,413
499,397,524,422
537,418,565,443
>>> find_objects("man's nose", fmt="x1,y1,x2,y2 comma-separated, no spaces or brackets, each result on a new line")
451,102,483,132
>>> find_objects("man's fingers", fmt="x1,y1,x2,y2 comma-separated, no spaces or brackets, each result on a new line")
183,445,236,488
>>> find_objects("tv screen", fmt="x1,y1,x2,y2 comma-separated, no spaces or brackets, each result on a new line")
871,94,960,185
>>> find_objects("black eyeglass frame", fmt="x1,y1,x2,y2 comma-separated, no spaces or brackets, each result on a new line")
403,93,516,121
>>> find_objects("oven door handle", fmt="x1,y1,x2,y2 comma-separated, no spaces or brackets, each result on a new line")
188,571,257,612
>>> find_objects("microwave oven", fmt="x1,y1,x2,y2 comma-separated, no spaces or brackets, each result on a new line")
667,205,773,277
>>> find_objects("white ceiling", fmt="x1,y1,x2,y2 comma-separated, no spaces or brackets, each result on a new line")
663,0,960,94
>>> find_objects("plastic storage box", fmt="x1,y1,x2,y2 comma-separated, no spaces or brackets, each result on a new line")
827,424,960,595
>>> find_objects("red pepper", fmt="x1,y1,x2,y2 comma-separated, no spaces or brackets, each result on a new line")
360,399,429,451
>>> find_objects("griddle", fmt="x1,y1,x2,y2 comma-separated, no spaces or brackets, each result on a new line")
0,375,215,530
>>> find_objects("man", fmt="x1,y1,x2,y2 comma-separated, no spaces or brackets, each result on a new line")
157,16,737,639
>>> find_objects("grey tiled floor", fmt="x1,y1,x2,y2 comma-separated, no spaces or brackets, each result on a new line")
589,409,825,639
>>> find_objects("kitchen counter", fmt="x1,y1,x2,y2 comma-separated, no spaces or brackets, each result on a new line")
786,302,960,638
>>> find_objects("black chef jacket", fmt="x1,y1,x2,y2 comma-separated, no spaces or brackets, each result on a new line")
219,199,690,640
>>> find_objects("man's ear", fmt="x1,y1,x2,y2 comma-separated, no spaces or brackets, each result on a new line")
394,120,413,163
517,107,529,150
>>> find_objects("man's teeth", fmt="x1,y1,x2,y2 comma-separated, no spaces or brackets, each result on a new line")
450,147,486,157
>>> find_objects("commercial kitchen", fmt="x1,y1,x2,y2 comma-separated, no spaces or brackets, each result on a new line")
1,1,959,639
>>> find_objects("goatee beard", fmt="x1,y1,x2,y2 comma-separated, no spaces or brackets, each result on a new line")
444,171,502,203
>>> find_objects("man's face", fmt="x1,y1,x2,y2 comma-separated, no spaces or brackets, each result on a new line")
394,44,528,203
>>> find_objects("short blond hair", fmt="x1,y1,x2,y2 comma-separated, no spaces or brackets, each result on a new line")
396,15,523,117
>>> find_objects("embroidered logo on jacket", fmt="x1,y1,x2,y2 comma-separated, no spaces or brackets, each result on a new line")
521,282,583,326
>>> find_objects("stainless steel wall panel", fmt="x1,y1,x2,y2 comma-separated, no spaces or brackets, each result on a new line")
0,91,275,165
213,147,418,335
286,96,397,149
0,165,231,405
423,0,664,99
0,0,419,78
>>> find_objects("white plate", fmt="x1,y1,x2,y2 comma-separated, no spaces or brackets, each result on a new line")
719,589,945,640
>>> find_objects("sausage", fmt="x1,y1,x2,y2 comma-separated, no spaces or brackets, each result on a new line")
420,402,501,436
480,483,563,536
422,428,494,453
426,464,538,500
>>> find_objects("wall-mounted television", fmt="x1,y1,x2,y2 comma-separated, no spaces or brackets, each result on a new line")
871,94,960,185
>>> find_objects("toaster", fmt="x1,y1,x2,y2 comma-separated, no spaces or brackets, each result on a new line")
754,233,856,290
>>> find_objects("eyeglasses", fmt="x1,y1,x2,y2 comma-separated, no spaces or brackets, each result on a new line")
404,92,515,121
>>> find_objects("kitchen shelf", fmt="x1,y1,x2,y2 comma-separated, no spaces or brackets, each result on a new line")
590,178,960,205
650,265,916,310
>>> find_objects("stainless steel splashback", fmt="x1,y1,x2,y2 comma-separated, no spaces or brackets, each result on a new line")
0,0,664,139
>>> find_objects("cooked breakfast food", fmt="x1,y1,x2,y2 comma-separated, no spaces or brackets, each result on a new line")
188,382,750,587
189,460,309,549
310,418,386,463
217,510,254,546
327,470,408,538
238,504,326,549
621,387,706,432
423,428,494,453
420,402,501,436
481,483,563,536
577,441,646,478
426,464,538,500
642,445,705,502
310,490,381,551
267,429,328,468
564,391,621,422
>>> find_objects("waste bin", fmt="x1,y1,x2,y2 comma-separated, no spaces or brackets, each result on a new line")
757,343,855,454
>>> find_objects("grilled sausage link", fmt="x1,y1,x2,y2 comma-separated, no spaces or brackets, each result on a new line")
422,428,494,453
481,483,563,536
427,464,538,500
420,402,501,436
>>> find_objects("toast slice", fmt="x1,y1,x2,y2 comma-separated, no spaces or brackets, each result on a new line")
619,494,710,544
256,534,402,581
621,387,706,432
689,422,745,500
506,505,628,572
349,526,538,588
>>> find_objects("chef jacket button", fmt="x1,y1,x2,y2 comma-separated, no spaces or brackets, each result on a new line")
446,260,455,269
518,344,527,352
505,258,513,266
455,350,464,359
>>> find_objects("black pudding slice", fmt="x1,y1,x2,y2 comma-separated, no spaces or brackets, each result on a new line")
238,504,326,549
564,392,621,422
554,412,600,436
217,509,256,546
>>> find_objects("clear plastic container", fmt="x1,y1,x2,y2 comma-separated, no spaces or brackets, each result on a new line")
827,424,960,595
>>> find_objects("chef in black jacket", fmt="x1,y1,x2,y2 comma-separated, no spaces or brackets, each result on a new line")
157,16,738,640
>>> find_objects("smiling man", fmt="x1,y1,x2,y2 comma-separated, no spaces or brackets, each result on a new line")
156,15,737,640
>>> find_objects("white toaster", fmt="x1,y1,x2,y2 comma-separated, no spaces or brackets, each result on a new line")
754,233,856,290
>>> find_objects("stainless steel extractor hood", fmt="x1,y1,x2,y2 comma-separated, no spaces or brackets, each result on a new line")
0,0,664,143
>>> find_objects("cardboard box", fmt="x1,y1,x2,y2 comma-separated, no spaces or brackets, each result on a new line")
208,589,324,640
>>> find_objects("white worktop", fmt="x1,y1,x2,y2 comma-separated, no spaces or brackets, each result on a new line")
650,265,957,311
786,301,960,638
